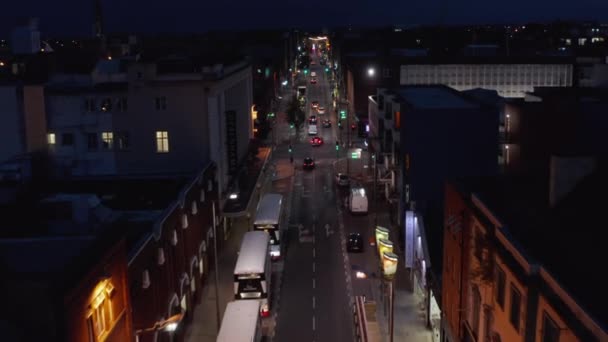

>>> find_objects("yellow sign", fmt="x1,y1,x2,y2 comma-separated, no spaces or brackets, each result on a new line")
382,252,399,280
378,239,393,258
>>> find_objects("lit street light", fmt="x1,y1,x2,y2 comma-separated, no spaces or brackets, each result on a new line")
367,67,376,77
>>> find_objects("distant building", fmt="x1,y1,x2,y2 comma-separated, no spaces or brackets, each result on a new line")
400,57,574,98
501,87,608,178
10,18,41,55
0,82,47,180
442,163,608,342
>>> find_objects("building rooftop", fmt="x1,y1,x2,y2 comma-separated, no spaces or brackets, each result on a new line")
395,86,480,109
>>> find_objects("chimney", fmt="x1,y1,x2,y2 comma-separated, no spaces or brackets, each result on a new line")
549,155,596,207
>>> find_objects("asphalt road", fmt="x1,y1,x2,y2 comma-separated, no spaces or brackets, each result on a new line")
274,52,354,342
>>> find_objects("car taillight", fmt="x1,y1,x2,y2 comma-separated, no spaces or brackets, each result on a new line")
260,308,270,317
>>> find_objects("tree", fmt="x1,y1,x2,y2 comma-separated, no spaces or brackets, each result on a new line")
286,95,305,131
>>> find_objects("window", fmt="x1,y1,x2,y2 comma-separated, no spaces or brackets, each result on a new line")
542,313,560,342
101,98,112,112
116,97,128,112
62,133,74,146
115,131,130,150
382,68,391,78
87,133,98,150
155,96,167,110
509,285,521,331
495,266,506,309
85,98,96,112
101,132,113,150
156,131,169,153
47,133,56,145
474,227,484,260
471,285,481,339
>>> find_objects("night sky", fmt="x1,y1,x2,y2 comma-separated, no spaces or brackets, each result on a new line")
1,0,608,36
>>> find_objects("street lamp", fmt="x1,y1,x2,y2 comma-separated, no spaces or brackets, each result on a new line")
367,67,376,77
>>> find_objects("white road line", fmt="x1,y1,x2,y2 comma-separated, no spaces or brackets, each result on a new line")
313,278,316,289
312,296,316,309
312,316,316,331
313,247,316,258
313,262,316,273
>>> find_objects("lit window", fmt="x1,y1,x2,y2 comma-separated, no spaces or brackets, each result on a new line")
101,132,113,150
47,133,56,145
156,131,169,153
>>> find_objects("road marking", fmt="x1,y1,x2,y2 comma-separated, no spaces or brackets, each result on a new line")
312,262,315,273
312,278,316,289
312,296,316,309
312,316,316,331
313,247,315,258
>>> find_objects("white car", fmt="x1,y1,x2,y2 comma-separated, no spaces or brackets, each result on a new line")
308,125,318,135
317,106,325,114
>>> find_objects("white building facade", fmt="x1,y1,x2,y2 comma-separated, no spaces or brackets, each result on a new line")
46,57,253,185
400,63,573,98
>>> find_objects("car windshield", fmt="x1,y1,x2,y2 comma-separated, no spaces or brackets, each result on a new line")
305,158,313,163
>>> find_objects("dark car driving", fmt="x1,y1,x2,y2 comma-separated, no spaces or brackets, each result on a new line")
347,233,364,253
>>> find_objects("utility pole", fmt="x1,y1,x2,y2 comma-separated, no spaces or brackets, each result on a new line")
212,202,221,332
373,152,378,227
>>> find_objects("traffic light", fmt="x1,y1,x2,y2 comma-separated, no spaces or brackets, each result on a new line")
340,110,346,120
288,144,293,153
325,67,329,72
304,69,309,75
289,123,294,129
335,141,339,151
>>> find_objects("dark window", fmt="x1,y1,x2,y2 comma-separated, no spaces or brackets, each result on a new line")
155,96,167,110
495,266,506,308
62,133,74,146
85,98,96,112
510,285,521,331
116,97,128,112
472,285,481,338
474,228,484,260
116,132,130,150
87,133,98,150
542,313,560,342
378,95,384,110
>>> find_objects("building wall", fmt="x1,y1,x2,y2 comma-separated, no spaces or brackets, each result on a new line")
400,64,573,98
401,101,498,213
535,294,581,342
114,81,210,175
64,238,133,342
0,86,24,161
46,92,119,176
22,85,47,153
441,182,469,342
207,66,253,192
128,165,217,342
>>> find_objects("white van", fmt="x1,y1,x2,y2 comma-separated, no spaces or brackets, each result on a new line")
348,187,368,214
308,125,318,135
310,71,317,77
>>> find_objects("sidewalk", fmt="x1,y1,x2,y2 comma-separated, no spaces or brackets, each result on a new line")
370,201,433,342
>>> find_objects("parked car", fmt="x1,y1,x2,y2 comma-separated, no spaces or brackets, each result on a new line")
347,233,364,253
